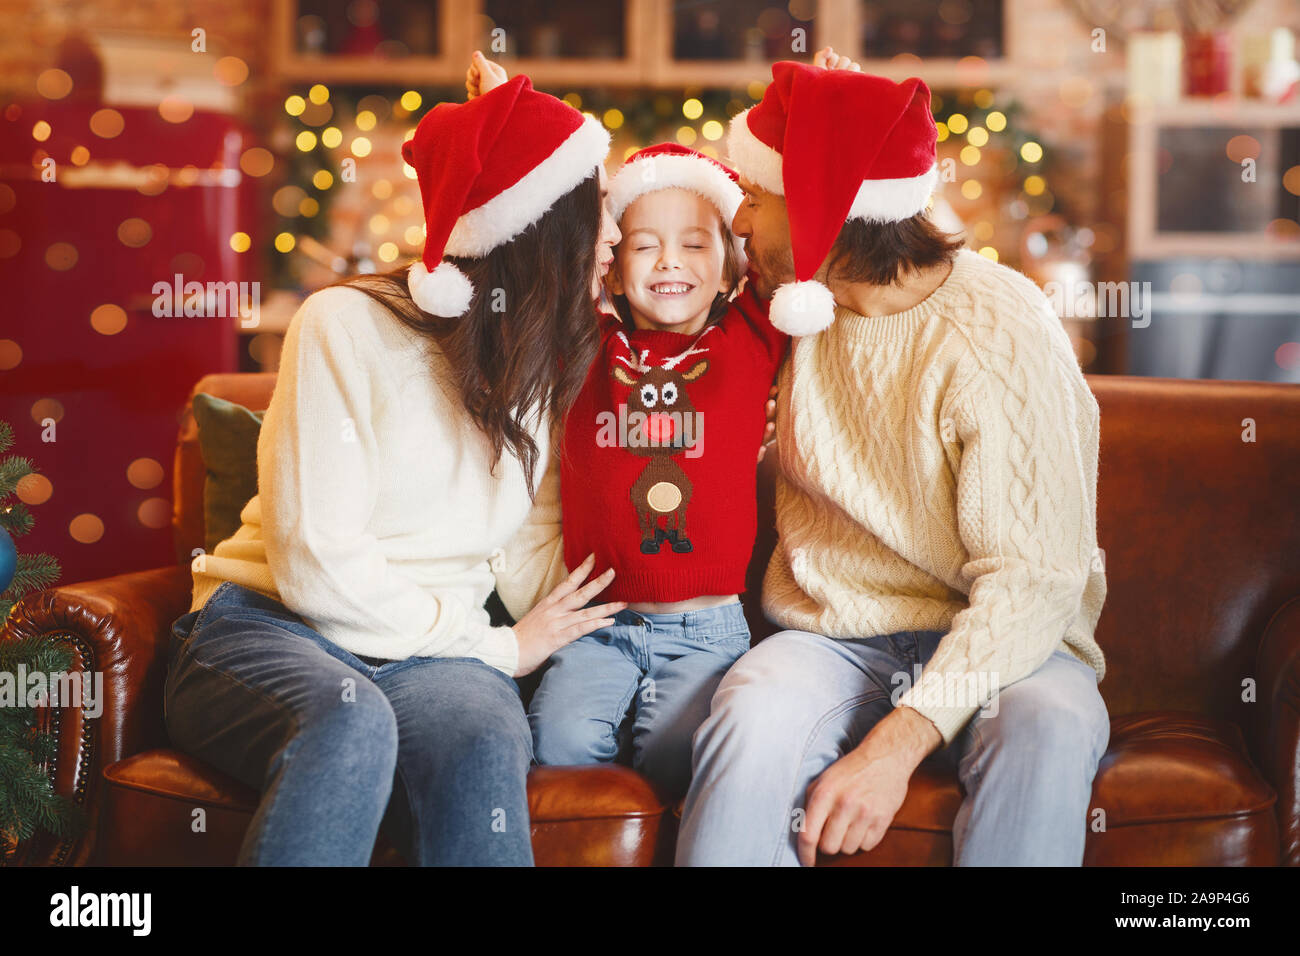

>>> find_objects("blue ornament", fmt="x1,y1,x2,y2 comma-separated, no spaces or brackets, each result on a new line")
0,524,15,594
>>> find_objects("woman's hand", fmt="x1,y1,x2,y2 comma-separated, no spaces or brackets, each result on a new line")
757,384,778,463
465,50,509,99
813,46,862,72
511,552,625,676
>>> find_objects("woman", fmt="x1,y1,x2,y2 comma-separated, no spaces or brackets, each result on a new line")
164,71,625,866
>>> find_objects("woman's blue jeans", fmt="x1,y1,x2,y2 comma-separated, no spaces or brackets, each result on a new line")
164,581,534,866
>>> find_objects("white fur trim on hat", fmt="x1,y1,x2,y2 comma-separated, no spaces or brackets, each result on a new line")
443,115,611,258
728,109,939,223
608,152,744,224
409,259,475,317
726,108,784,197
769,279,837,336
847,162,939,223
609,153,748,268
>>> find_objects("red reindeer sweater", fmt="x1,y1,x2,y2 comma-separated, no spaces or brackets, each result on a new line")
559,276,787,603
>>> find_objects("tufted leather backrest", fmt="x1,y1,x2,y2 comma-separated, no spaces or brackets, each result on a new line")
1079,376,1299,729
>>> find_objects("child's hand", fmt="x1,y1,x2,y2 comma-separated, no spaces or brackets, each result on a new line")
813,46,862,72
757,384,778,463
465,50,509,99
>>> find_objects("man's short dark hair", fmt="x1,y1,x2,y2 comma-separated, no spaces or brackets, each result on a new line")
826,213,965,288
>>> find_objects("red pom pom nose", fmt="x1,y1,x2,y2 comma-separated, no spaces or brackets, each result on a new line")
645,412,675,444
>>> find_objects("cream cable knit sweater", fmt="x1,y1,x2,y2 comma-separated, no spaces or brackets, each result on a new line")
763,248,1106,746
189,285,567,677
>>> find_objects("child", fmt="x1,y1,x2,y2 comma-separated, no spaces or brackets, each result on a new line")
527,143,789,799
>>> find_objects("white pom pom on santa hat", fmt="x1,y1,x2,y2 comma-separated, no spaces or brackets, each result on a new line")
769,279,837,336
408,259,475,318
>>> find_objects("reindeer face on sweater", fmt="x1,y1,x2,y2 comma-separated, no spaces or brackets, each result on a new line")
611,329,712,457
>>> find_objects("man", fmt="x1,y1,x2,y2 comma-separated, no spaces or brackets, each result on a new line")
675,60,1110,866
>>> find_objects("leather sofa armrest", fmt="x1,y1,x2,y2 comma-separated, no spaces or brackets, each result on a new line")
1256,596,1300,867
1,564,192,865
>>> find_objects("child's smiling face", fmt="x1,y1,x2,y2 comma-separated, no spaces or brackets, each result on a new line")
607,188,731,336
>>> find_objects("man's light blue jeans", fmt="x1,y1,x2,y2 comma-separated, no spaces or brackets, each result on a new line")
676,628,1110,866
164,580,534,866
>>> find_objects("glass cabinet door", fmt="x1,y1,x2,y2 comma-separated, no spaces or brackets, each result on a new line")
859,0,1003,60
671,0,816,62
293,0,443,59
482,0,627,59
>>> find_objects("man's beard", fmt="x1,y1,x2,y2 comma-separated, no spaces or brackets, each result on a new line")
747,243,795,297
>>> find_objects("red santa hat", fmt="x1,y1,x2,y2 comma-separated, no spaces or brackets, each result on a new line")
402,75,611,317
727,61,939,335
607,143,747,266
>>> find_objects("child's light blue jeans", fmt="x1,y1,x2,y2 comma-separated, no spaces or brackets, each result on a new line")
676,627,1111,866
528,599,751,800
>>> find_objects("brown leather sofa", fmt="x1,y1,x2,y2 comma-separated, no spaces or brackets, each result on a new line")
4,372,1298,866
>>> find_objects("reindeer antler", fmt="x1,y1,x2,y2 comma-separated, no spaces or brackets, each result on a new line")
660,325,716,370
612,325,714,376
612,332,652,374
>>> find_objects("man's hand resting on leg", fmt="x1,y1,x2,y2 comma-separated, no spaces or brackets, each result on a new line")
798,706,943,866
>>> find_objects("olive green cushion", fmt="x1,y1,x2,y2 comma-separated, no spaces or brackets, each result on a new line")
191,392,264,554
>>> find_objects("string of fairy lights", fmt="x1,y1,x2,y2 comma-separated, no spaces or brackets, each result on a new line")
270,80,1055,281
931,87,1052,260
10,64,1058,293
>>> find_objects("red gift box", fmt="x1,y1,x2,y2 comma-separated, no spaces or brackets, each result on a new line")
1185,31,1233,96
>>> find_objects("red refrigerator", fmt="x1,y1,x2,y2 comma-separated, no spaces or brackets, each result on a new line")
1,99,260,586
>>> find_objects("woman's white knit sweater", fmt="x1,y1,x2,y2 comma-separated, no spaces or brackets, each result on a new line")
763,249,1107,746
189,285,567,677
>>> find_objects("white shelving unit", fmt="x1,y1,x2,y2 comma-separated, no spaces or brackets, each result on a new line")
1127,97,1300,260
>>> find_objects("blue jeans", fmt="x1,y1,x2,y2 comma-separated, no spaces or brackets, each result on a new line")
528,600,750,800
676,628,1111,866
164,581,534,866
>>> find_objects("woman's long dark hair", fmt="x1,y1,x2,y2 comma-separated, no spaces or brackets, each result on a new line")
333,171,603,501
